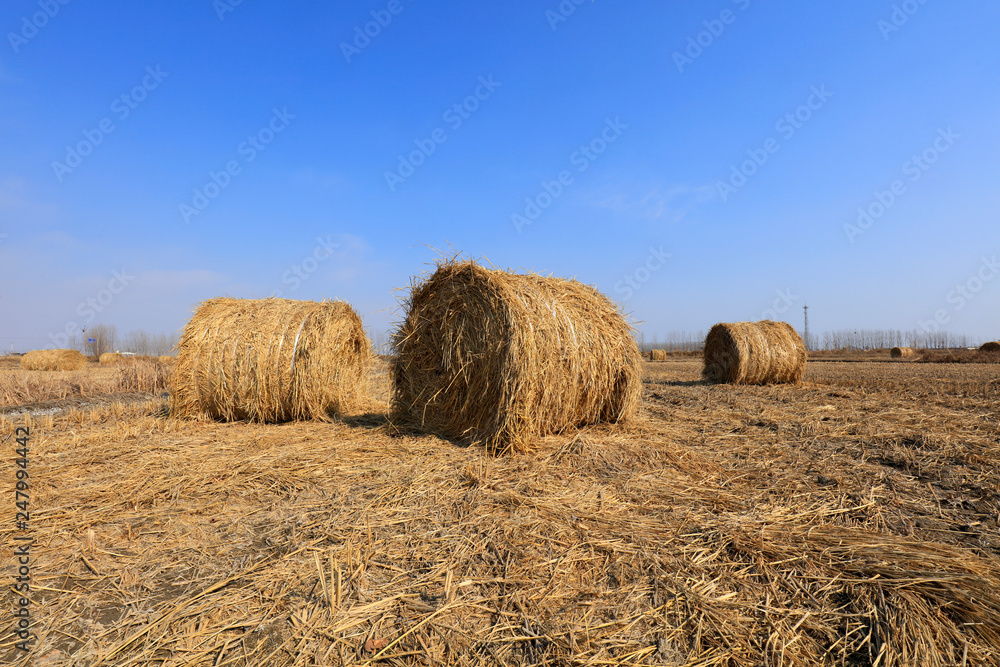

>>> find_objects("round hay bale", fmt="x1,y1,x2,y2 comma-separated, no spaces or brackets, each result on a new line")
978,341,1000,353
391,260,642,453
99,352,123,366
890,346,915,359
650,349,667,361
702,321,806,384
169,297,371,422
20,349,86,371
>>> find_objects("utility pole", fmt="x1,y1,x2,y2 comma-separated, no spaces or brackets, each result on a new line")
803,303,810,351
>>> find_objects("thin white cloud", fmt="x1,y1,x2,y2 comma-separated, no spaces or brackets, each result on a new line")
592,183,714,222
0,176,59,222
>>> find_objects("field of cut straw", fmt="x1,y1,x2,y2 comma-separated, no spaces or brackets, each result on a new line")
1,357,999,666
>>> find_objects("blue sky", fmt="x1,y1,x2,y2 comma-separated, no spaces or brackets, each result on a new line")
1,0,998,350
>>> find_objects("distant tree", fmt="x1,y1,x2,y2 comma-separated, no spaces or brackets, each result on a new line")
84,324,117,358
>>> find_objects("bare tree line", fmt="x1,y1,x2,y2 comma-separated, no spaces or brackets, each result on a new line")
636,330,706,353
636,328,984,352
820,329,982,350
65,324,181,357
54,324,987,358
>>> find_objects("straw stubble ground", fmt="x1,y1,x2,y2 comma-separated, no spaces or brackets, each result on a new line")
1,359,999,665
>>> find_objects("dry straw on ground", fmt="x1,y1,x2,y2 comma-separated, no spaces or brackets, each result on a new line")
20,349,86,371
170,297,371,422
650,349,667,361
979,341,1000,352
99,352,123,366
702,320,806,384
890,346,915,359
3,359,999,666
113,357,171,394
392,260,642,453
158,355,176,365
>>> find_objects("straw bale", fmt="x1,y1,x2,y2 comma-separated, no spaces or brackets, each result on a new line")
20,349,86,371
979,341,1000,352
650,348,667,361
890,346,915,359
702,320,806,384
391,260,642,453
169,297,371,422
99,352,123,366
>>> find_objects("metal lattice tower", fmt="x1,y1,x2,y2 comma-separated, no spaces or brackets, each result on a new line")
803,304,810,351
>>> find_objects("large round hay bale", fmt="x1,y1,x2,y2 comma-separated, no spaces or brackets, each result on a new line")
650,349,667,361
890,346,915,359
20,349,86,371
169,297,371,422
702,321,806,384
391,261,642,453
979,341,1000,353
99,352,123,366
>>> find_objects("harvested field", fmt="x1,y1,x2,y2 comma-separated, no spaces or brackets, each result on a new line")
0,361,170,408
1,359,999,666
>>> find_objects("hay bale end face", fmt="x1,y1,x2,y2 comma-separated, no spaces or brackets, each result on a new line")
650,349,667,361
702,320,806,384
979,341,1000,353
169,297,371,422
890,346,915,359
20,349,86,371
99,352,123,366
391,261,642,453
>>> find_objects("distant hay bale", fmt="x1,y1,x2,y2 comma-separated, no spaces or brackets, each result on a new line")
20,349,86,371
979,341,1000,352
650,349,667,361
169,297,371,422
702,321,806,384
99,352,123,366
391,260,642,453
890,346,915,359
